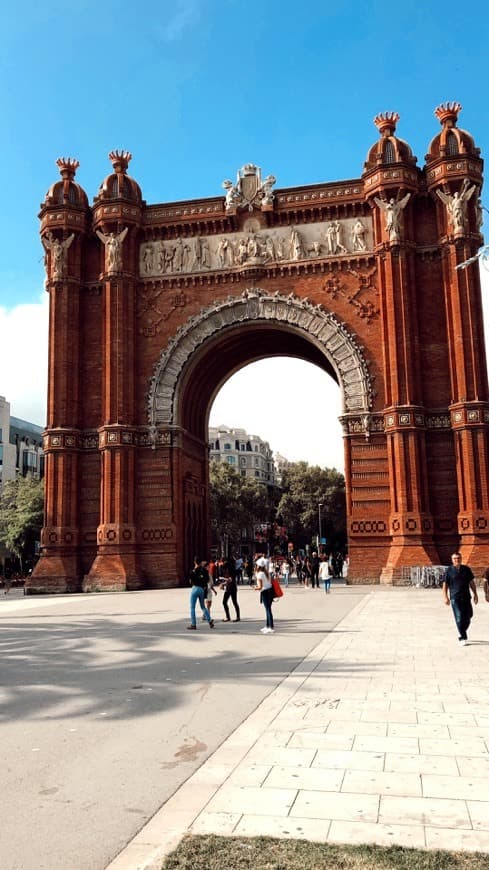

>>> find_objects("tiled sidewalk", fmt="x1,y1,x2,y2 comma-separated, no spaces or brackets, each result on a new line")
108,588,489,868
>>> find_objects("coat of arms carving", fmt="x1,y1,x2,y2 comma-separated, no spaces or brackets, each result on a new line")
222,163,276,213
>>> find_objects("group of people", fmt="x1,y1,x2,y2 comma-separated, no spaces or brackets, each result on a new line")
187,549,347,632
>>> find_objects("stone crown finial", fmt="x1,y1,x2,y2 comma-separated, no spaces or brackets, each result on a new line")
434,102,462,127
109,150,132,174
374,112,400,136
56,157,80,180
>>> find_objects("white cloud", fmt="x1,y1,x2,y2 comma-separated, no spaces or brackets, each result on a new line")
0,293,48,425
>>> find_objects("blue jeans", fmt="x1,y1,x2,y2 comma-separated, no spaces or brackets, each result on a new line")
190,586,211,626
261,587,274,628
451,596,473,640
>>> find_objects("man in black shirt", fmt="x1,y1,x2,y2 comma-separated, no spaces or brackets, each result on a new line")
442,552,478,645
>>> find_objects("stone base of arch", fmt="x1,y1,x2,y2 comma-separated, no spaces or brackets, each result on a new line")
26,555,81,595
83,552,141,592
380,540,442,585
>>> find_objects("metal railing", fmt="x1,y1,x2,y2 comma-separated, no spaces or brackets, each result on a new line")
399,565,448,587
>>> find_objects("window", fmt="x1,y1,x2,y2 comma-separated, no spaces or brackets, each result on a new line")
224,443,231,450
240,443,245,451
446,132,459,156
255,471,260,477
227,455,236,465
240,470,246,477
254,445,258,452
384,139,395,164
240,457,246,466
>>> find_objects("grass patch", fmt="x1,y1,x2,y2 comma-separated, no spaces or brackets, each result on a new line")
162,834,489,869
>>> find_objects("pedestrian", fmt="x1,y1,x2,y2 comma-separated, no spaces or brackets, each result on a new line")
483,567,489,602
220,566,240,622
254,551,275,634
281,559,290,587
303,555,311,588
319,555,331,592
310,551,320,588
442,552,478,645
187,558,215,630
203,566,217,621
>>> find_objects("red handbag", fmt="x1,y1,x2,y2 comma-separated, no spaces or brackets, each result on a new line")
272,578,284,598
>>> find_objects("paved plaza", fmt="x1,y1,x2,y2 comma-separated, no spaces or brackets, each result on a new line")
108,585,489,869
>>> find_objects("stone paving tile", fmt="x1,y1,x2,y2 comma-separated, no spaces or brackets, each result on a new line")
326,720,388,737
467,800,489,830
228,764,272,786
328,820,426,849
379,795,471,829
191,812,241,835
233,813,331,840
420,737,489,757
246,746,316,767
387,723,450,739
288,731,353,750
457,756,489,778
425,826,489,852
385,753,459,775
313,749,384,771
291,790,379,822
422,773,489,801
264,764,344,792
353,735,419,754
206,784,297,816
342,769,422,797
417,711,477,726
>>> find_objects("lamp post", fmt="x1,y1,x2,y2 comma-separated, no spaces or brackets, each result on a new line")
318,503,323,552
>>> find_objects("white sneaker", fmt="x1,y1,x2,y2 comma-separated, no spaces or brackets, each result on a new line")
267,629,275,634
260,627,268,633
459,639,467,646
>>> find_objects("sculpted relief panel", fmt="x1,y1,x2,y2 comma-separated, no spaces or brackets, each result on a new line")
139,217,373,278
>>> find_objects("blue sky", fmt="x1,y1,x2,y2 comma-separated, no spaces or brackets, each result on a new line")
1,0,488,468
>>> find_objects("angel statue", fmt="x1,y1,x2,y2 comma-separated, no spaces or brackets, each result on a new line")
436,179,476,236
373,192,411,243
96,226,129,273
42,231,75,280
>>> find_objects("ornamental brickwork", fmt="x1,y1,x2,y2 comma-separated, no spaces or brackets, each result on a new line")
28,104,489,592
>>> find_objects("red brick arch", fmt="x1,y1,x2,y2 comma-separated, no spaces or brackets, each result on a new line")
29,110,489,593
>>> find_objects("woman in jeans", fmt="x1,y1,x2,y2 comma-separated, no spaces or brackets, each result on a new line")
254,552,275,634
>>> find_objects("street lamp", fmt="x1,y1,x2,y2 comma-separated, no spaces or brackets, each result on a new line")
318,503,323,552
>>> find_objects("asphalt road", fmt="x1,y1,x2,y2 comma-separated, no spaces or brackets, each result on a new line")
0,582,366,869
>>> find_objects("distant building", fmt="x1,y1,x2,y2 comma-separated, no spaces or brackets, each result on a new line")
209,425,277,487
0,396,44,489
274,452,292,485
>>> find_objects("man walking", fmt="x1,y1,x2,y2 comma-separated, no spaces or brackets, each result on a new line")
442,552,478,645
188,558,215,630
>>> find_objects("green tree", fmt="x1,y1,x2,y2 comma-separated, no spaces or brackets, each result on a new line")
209,463,270,554
276,462,346,552
0,477,44,571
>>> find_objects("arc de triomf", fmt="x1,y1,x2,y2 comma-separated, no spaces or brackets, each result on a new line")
28,102,489,593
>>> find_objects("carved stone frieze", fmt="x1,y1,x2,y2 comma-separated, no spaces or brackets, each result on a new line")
148,292,374,427
139,218,373,279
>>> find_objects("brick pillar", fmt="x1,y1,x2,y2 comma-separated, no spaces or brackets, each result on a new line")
28,294,82,594
379,247,439,580
84,271,140,591
443,241,489,570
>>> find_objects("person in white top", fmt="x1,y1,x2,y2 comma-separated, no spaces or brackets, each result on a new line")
254,551,275,634
319,555,331,593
